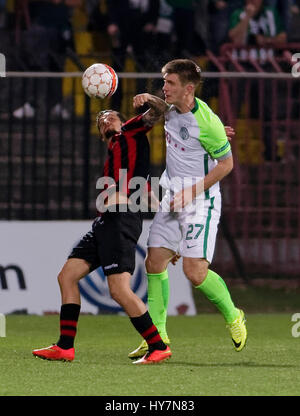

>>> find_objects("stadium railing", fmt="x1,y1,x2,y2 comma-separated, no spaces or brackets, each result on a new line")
205,43,300,278
1,44,299,278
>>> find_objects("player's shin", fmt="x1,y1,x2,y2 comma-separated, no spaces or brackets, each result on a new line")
57,303,81,349
195,269,239,324
130,311,166,352
147,270,169,339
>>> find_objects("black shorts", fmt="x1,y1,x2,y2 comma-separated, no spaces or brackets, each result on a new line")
68,209,143,276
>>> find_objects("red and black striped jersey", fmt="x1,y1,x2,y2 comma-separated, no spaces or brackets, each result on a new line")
102,114,152,196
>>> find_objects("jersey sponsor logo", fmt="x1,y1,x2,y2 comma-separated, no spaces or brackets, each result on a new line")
104,263,118,270
179,126,189,141
78,245,147,313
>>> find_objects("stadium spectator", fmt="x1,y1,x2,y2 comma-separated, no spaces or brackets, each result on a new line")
13,0,81,120
208,0,244,54
32,95,172,365
228,0,287,161
128,59,247,360
106,0,160,111
288,0,300,41
291,0,300,13
85,0,108,32
264,0,295,36
154,0,174,64
228,0,287,52
150,0,175,96
166,0,207,57
0,0,6,28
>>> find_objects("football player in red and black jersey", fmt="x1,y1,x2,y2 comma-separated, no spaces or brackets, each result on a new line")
32,94,172,365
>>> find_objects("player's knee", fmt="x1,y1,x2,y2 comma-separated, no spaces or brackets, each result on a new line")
108,285,119,303
108,272,132,305
57,270,69,288
145,255,154,273
145,255,162,274
57,268,78,289
57,259,90,289
183,261,208,286
108,282,125,305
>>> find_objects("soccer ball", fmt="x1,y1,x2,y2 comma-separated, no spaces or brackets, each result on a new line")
81,63,118,99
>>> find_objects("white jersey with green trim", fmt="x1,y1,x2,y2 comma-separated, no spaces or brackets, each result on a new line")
160,97,231,199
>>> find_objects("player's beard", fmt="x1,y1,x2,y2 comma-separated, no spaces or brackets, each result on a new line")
104,129,118,140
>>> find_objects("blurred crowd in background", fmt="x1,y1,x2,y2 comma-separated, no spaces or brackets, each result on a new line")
1,1,299,226
2,0,300,119
1,0,300,70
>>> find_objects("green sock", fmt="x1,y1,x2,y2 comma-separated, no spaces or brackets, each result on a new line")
147,270,169,339
195,269,239,324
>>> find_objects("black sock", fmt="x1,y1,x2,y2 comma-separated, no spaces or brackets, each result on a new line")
130,311,166,352
57,303,80,349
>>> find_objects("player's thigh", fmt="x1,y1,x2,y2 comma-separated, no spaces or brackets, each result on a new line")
107,272,131,297
148,210,181,252
95,211,142,276
179,195,221,262
68,222,101,272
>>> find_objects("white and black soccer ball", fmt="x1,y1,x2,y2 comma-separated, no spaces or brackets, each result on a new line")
81,63,118,99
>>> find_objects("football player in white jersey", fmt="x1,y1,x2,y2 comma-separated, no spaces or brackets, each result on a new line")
129,59,247,360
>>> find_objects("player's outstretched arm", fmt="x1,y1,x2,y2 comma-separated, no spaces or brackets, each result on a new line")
133,93,169,127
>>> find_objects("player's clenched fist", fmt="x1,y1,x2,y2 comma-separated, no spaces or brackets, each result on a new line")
133,93,153,108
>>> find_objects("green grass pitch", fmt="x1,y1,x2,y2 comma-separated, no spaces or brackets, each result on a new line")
0,314,299,396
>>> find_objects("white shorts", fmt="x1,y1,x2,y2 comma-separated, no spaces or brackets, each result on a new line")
147,192,221,263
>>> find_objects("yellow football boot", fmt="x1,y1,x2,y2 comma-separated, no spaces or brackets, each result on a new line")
227,309,247,352
128,336,170,359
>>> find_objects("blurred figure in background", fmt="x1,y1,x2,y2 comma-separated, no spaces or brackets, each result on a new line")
13,0,81,119
150,0,174,96
289,0,300,41
166,0,206,57
0,0,6,28
228,0,287,56
154,0,174,64
208,0,244,54
228,0,287,161
264,0,295,37
85,0,108,32
106,0,160,111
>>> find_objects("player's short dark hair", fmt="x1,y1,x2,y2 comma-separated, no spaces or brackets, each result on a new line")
161,59,202,87
96,110,126,131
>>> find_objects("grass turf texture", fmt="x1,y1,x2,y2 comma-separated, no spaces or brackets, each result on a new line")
0,314,299,396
